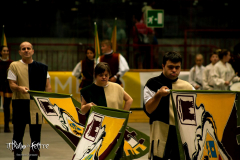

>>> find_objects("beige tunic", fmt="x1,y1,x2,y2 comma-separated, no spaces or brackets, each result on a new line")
9,61,45,124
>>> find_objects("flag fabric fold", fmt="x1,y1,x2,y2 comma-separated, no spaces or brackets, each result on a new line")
170,90,240,160
28,90,150,160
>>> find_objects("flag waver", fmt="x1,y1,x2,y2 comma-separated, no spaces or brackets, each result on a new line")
1,25,7,46
28,90,150,160
94,22,100,62
111,17,117,52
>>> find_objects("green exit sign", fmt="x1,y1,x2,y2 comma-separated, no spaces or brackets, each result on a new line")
147,9,164,28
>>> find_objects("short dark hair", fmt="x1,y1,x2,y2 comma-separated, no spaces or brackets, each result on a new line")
211,48,221,58
162,51,182,65
218,49,229,60
101,39,112,48
94,62,111,78
85,46,95,58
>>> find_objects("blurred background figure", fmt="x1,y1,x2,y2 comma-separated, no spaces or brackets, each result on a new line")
189,54,205,90
72,47,95,92
0,46,13,132
211,49,240,90
132,13,154,69
202,49,220,90
97,39,129,87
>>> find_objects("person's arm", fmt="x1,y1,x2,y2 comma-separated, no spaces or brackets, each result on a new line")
202,68,211,90
123,91,133,111
211,65,226,87
144,86,170,114
80,96,96,115
72,62,82,78
116,54,129,77
188,67,199,89
8,80,29,94
45,78,52,92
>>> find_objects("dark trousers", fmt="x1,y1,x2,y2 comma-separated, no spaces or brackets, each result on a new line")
3,97,11,130
13,123,42,160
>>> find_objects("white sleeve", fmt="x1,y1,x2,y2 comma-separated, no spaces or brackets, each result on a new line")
47,72,50,79
72,62,82,78
117,54,129,77
96,57,100,64
7,69,17,81
188,67,197,87
211,65,225,87
143,86,156,105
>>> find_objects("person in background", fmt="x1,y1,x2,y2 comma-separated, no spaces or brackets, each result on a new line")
80,62,133,160
202,49,220,90
0,46,13,132
8,41,52,160
97,39,129,86
189,54,205,90
211,49,240,90
132,13,154,69
72,47,95,91
143,51,194,160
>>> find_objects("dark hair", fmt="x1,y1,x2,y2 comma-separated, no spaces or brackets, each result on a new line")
94,62,111,78
101,39,112,48
0,45,8,57
211,48,221,58
218,49,229,60
85,47,95,58
162,51,182,65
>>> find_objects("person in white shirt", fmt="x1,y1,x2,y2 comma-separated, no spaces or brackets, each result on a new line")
97,39,129,86
211,49,240,90
202,49,220,90
189,54,205,90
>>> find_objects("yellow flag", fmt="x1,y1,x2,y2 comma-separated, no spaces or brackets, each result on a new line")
94,22,100,62
111,17,117,52
1,26,7,46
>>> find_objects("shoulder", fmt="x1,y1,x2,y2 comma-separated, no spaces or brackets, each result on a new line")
33,61,47,67
175,79,193,88
145,76,161,92
108,82,123,89
9,61,21,67
80,83,95,94
189,67,195,72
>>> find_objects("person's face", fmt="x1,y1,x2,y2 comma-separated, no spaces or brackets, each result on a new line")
1,46,9,58
95,70,110,86
224,51,231,62
101,44,111,54
210,54,219,65
162,60,181,80
86,49,94,60
19,42,34,59
195,56,203,66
